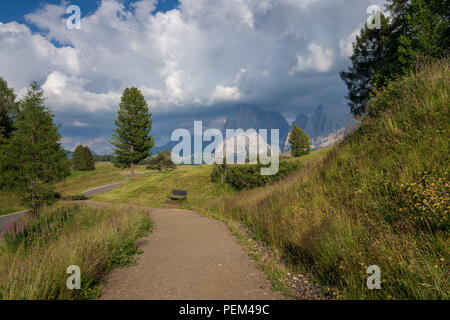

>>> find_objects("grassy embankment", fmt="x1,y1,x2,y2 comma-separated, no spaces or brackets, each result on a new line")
210,61,449,299
0,202,152,300
93,61,448,299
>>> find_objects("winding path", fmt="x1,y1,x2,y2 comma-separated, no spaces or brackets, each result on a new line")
81,201,285,300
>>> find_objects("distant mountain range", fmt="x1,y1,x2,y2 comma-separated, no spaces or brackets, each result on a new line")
288,104,358,151
148,103,358,156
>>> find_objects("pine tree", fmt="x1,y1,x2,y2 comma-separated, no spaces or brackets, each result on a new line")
0,77,17,142
1,82,70,212
83,145,95,171
72,145,95,171
111,87,154,177
289,125,310,157
341,1,449,116
72,145,84,171
340,14,390,116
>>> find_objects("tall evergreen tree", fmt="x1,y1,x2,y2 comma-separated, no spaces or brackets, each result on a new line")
111,87,154,177
341,0,449,117
0,77,17,142
289,125,310,157
1,82,70,212
340,14,390,116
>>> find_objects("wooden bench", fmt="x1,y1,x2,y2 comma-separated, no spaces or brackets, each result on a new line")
168,190,187,201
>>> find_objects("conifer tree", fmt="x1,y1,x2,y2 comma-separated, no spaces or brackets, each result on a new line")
111,87,154,177
1,82,70,212
289,125,310,157
72,145,95,171
0,77,17,142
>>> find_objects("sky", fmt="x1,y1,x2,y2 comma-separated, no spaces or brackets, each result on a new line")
0,0,387,154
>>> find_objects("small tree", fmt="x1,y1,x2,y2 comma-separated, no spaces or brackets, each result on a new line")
289,125,310,157
1,82,70,213
72,145,95,171
111,87,154,177
146,149,176,171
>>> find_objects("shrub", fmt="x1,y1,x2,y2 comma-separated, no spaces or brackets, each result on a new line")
145,149,176,171
211,160,301,190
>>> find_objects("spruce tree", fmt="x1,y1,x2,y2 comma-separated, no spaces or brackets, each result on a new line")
1,82,70,212
83,145,95,171
0,77,17,142
72,145,95,171
289,125,310,157
72,145,84,171
111,87,154,177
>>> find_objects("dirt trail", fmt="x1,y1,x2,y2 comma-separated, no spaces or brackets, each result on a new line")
82,201,284,300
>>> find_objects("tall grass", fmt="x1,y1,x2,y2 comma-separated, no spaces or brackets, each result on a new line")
204,60,449,299
0,203,152,300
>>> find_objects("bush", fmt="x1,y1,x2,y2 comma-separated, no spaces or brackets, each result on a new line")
145,149,176,171
211,160,301,190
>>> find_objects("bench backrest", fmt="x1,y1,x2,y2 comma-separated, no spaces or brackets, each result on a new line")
172,190,188,196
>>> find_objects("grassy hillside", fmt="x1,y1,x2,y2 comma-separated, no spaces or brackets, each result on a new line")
206,61,449,299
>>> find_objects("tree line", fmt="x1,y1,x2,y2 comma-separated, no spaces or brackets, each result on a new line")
341,0,449,116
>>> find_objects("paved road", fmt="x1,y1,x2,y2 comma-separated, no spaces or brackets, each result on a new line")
0,210,30,235
91,201,284,300
82,181,126,197
0,180,126,236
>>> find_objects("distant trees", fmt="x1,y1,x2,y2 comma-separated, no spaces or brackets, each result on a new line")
146,149,176,171
0,82,70,213
93,154,116,162
111,87,154,178
341,0,449,116
289,125,310,157
72,145,95,171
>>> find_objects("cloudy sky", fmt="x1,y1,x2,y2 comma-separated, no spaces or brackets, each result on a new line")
0,0,386,153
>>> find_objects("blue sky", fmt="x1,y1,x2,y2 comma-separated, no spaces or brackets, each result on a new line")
0,0,386,153
0,0,180,22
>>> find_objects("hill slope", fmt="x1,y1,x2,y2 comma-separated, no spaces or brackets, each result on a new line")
214,61,449,299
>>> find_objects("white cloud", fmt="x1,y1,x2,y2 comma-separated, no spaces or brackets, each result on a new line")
0,0,388,152
339,29,360,57
41,71,121,113
209,85,241,104
289,43,334,75
73,121,88,127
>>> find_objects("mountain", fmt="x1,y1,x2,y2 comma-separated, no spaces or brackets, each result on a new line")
151,104,355,157
223,105,290,151
287,104,357,151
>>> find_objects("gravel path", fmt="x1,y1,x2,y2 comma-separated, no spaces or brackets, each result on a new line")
80,201,285,300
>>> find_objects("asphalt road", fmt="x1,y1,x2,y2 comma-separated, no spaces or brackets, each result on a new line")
0,180,126,236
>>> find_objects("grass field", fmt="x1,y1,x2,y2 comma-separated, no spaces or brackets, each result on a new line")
0,162,142,215
0,192,27,215
0,202,152,300
91,150,329,210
